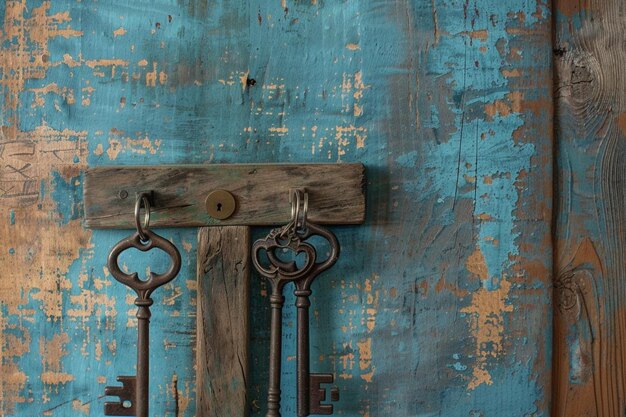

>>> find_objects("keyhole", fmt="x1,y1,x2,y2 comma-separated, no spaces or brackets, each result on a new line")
205,190,235,220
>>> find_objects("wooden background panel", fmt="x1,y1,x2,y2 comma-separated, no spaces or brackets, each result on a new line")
0,1,553,416
553,0,626,415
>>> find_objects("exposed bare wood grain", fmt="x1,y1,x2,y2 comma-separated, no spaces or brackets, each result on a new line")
83,164,366,228
196,226,250,417
553,0,626,415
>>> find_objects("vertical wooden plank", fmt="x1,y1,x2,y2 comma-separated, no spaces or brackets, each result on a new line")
197,226,250,417
553,0,626,415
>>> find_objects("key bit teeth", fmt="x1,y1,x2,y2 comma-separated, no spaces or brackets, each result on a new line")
330,387,340,402
104,376,136,396
104,376,136,416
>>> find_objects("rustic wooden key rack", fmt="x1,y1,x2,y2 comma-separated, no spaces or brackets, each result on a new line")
83,163,366,417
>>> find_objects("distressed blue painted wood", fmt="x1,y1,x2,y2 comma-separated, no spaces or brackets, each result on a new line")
0,1,553,416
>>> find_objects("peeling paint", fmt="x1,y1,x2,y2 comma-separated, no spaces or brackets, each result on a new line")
461,278,514,390
1,0,552,415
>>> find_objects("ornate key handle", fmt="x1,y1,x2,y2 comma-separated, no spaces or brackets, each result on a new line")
263,190,339,290
104,193,181,417
251,227,317,287
107,193,181,299
281,222,339,289
253,190,313,278
107,230,181,301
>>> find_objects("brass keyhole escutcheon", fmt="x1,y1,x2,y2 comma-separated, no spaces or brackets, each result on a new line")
205,190,236,220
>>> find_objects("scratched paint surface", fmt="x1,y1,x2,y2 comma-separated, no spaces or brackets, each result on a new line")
0,1,553,416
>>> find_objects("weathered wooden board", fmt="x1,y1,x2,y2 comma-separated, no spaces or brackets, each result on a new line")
552,0,626,415
197,226,250,417
83,164,366,228
0,1,555,416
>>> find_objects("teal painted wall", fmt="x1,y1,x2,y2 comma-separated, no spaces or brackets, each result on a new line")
0,1,553,416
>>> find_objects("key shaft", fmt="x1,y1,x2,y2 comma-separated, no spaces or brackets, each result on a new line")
295,289,312,416
267,288,285,417
136,302,151,417
291,223,340,417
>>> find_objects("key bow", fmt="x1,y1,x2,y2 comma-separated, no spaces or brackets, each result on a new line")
288,222,340,290
107,229,182,301
252,226,318,287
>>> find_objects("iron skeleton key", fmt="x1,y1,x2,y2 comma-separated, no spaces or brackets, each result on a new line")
253,220,340,417
288,222,340,416
252,226,317,417
104,194,182,417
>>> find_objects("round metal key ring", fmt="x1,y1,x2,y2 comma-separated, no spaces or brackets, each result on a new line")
278,188,301,240
268,189,314,272
134,193,151,242
296,190,308,234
